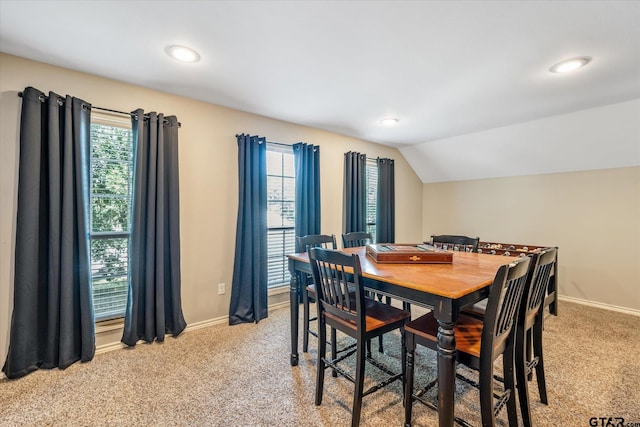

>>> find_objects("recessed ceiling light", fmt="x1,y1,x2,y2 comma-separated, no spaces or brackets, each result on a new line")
380,118,399,126
549,57,591,73
165,45,200,63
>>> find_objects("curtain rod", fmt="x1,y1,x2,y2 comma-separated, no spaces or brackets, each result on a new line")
17,91,181,128
269,141,294,147
235,135,297,148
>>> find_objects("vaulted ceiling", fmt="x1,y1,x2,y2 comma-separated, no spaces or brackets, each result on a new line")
1,1,639,182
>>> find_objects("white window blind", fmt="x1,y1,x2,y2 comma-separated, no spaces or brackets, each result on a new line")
89,119,134,321
366,158,378,243
266,143,295,287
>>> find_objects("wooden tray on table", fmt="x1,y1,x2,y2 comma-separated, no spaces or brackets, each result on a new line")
366,243,453,264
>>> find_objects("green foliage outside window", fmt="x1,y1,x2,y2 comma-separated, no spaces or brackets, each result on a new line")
90,125,133,232
266,146,295,287
366,159,378,242
90,122,133,321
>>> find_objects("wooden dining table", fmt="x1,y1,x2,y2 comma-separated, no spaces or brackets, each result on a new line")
287,246,514,427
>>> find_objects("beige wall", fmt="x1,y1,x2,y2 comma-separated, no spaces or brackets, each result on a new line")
0,54,424,360
423,166,640,311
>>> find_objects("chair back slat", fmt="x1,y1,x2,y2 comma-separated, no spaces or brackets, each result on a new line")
296,234,337,253
309,248,364,327
342,231,373,248
482,256,531,358
431,234,480,252
525,248,557,317
496,273,527,337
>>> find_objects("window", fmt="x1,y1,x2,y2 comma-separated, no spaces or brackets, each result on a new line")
266,143,295,288
366,158,378,243
89,116,134,321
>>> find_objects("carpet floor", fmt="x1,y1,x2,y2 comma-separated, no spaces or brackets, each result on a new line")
1,300,639,426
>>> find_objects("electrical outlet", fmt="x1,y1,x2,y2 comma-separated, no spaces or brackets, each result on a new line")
218,283,226,295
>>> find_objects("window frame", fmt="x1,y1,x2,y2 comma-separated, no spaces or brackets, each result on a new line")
365,157,378,243
89,113,134,323
266,142,296,289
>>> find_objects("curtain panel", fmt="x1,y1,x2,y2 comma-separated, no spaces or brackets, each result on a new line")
122,109,186,346
229,134,268,324
293,142,321,245
2,86,95,379
376,158,395,243
343,151,367,234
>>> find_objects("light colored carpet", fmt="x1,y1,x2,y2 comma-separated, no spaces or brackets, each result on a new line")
1,301,639,427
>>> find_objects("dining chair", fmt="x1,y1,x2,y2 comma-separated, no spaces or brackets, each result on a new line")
461,247,557,426
403,256,531,427
430,234,480,253
542,249,559,317
309,247,411,427
295,234,337,353
342,231,373,249
342,230,401,353
515,247,557,427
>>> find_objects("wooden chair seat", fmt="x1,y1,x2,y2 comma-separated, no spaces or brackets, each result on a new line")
307,283,381,358
325,298,411,333
461,299,488,319
405,312,483,359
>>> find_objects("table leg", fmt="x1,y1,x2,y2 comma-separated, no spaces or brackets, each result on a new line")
437,317,456,427
289,268,300,366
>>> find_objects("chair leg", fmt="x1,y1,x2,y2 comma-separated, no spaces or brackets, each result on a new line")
533,320,548,404
331,327,338,378
315,318,326,406
351,337,367,427
479,358,496,427
516,327,533,427
403,332,416,427
526,328,533,381
503,343,519,427
401,327,407,389
376,294,385,353
303,290,311,352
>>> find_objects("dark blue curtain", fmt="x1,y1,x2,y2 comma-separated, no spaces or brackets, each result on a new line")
343,151,366,234
122,109,186,346
2,87,95,379
376,158,395,243
229,134,268,324
293,143,321,239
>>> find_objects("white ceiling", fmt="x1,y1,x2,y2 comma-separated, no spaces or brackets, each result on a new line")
1,1,639,180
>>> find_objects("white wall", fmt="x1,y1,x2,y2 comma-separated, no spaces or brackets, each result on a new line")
422,174,640,311
0,53,424,361
401,99,640,184
417,99,640,312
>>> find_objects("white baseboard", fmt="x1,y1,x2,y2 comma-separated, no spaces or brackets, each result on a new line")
558,295,640,317
183,315,229,332
95,316,230,355
268,300,290,311
95,341,128,355
95,300,291,356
